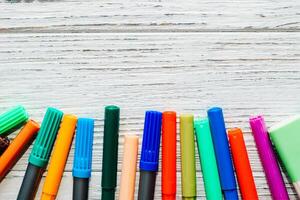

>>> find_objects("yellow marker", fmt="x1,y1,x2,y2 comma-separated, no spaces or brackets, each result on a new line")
41,114,77,200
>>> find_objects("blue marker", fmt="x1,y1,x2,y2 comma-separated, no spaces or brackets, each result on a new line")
208,107,238,200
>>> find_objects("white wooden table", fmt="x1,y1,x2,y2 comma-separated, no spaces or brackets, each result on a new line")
0,0,300,199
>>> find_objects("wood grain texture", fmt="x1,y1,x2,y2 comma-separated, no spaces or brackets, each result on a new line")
0,32,299,199
1,0,300,199
0,0,300,33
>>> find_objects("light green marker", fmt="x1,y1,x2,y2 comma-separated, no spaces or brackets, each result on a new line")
269,115,300,198
194,118,222,200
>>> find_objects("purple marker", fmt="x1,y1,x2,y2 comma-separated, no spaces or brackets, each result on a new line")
249,116,289,200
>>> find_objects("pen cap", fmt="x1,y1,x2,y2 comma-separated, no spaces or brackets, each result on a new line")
0,120,39,182
207,107,237,190
29,107,63,168
73,118,94,178
101,105,120,189
140,110,162,172
0,136,10,155
162,111,177,199
0,105,29,135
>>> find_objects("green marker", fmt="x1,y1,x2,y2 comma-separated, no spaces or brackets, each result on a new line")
180,114,196,200
269,115,300,198
194,118,222,200
17,107,63,200
0,105,28,135
101,105,120,200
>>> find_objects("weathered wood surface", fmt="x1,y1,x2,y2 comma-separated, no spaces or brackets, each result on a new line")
0,0,300,199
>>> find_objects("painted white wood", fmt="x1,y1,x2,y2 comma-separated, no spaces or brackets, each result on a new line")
0,0,300,32
0,32,299,199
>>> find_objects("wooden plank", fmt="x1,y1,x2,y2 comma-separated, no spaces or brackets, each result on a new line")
0,32,299,198
0,0,300,32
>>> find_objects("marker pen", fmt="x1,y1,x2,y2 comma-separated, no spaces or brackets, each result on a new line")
180,114,196,200
119,135,139,200
207,107,238,200
73,118,94,200
17,107,63,200
162,111,177,200
228,128,258,200
101,105,120,200
194,118,222,200
138,111,162,200
250,116,289,200
0,120,39,182
0,105,28,136
41,114,77,200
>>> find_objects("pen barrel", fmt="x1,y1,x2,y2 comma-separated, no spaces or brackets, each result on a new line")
207,107,238,199
0,105,28,136
17,163,44,200
180,115,196,198
194,119,222,200
0,120,39,182
249,116,289,200
138,170,157,200
228,128,258,200
73,177,89,200
41,115,77,200
162,112,176,200
101,106,120,200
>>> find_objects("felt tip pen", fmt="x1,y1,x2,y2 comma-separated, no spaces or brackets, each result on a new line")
119,135,139,200
228,128,258,200
249,116,289,200
101,105,120,200
162,111,177,200
0,120,39,182
0,105,29,136
180,114,196,200
138,111,162,200
72,118,94,200
41,114,77,200
17,107,63,200
194,118,222,200
207,107,238,200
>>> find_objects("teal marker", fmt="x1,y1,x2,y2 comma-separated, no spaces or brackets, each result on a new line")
194,118,222,200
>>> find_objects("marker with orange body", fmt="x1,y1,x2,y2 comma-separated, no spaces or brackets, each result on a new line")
162,111,177,200
41,114,77,200
228,128,258,200
0,120,40,182
119,135,139,200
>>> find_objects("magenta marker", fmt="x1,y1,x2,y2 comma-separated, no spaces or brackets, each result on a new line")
249,116,289,200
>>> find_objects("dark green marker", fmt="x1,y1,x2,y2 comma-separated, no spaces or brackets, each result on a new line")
101,105,120,200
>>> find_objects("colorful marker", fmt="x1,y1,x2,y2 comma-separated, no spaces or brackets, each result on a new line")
0,120,39,182
162,111,177,200
228,128,258,200
73,118,94,200
269,116,300,198
249,116,289,200
119,135,139,200
101,105,120,200
207,107,238,200
41,114,77,200
180,114,196,200
194,118,222,200
138,111,162,200
0,105,28,136
17,107,63,200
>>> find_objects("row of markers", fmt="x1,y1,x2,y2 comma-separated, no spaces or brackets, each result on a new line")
0,105,299,200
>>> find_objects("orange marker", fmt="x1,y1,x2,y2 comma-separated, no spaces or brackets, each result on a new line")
41,114,77,200
119,135,139,200
0,120,40,182
228,128,258,200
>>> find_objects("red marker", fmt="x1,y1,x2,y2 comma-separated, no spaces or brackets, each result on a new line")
162,111,177,200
